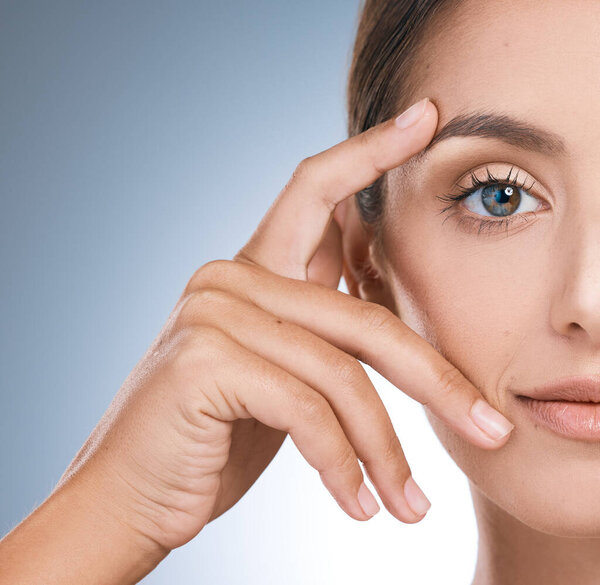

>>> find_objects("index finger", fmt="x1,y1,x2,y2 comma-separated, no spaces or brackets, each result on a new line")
235,97,437,279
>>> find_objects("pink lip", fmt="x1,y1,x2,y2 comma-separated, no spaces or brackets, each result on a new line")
514,375,600,440
517,397,600,441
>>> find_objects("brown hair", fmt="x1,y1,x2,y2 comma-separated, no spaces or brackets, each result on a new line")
347,0,459,225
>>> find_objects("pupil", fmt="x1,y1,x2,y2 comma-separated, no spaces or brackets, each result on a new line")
495,186,512,203
481,183,520,217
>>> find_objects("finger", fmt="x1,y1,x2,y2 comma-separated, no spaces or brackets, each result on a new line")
306,215,343,288
175,325,381,521
235,97,437,279
174,289,430,522
188,261,516,450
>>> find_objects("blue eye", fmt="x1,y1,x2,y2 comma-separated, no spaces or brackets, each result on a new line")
436,165,543,236
463,182,539,217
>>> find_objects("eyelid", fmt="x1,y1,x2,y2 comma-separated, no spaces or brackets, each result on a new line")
434,163,551,237
453,163,550,203
456,164,533,193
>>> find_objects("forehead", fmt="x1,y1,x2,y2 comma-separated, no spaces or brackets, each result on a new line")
409,0,600,157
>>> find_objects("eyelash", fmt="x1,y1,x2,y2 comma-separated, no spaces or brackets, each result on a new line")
435,165,540,236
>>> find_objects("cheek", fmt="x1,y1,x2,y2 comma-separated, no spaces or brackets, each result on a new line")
425,406,600,537
381,211,533,400
380,210,600,536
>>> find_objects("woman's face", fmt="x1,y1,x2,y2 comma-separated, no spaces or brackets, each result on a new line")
358,0,600,536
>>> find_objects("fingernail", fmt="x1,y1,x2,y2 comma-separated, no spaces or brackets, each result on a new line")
395,97,429,129
470,399,515,441
403,476,431,516
357,481,380,518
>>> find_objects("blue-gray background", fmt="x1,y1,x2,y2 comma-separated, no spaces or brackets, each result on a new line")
1,2,477,583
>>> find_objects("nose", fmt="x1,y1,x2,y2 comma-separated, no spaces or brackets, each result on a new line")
549,208,600,346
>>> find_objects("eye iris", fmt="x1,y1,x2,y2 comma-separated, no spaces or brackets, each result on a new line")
481,183,521,217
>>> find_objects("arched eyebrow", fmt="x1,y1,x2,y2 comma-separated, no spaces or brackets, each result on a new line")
410,110,568,164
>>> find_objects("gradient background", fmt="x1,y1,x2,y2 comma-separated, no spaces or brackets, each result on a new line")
0,2,478,582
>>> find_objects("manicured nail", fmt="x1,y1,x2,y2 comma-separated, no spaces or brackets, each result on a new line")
470,399,515,441
357,481,380,518
395,97,429,129
403,476,431,516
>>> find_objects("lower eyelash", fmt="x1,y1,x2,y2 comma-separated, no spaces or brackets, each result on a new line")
436,165,538,235
442,209,533,236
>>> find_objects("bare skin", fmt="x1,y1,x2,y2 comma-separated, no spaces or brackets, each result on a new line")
337,1,600,583
0,98,516,584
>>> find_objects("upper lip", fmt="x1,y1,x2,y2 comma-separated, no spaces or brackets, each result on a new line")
515,374,600,402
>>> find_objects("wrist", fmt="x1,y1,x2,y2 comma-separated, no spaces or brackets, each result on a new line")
0,465,169,585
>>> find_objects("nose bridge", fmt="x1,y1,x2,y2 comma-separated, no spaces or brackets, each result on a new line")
550,202,600,342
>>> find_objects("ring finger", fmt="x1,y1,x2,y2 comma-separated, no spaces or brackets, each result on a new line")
175,288,432,522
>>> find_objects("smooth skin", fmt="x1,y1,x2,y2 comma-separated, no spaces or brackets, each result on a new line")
0,98,515,584
340,2,600,584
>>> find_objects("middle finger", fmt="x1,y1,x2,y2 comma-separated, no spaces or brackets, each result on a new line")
175,288,431,521
188,260,516,449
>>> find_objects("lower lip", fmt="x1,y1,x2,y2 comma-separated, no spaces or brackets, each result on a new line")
517,396,600,441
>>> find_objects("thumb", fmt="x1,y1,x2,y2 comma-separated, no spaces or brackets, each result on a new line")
306,215,343,289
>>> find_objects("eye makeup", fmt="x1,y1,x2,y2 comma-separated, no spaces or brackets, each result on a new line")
434,164,547,237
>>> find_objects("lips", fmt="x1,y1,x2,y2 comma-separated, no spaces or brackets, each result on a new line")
514,375,600,441
514,374,600,403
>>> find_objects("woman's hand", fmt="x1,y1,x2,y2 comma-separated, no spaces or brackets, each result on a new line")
0,97,515,585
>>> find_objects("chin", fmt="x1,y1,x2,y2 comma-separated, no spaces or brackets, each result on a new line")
424,405,600,538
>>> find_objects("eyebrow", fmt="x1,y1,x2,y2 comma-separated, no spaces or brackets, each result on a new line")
411,110,568,164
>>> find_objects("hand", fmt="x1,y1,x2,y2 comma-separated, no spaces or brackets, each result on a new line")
22,97,515,573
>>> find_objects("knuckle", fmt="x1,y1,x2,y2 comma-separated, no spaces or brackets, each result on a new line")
288,155,338,212
361,302,395,333
289,156,327,196
292,156,315,183
171,325,227,373
359,430,403,468
185,259,238,293
329,443,358,474
381,432,404,466
328,354,365,393
435,366,464,401
294,390,331,428
174,288,233,329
